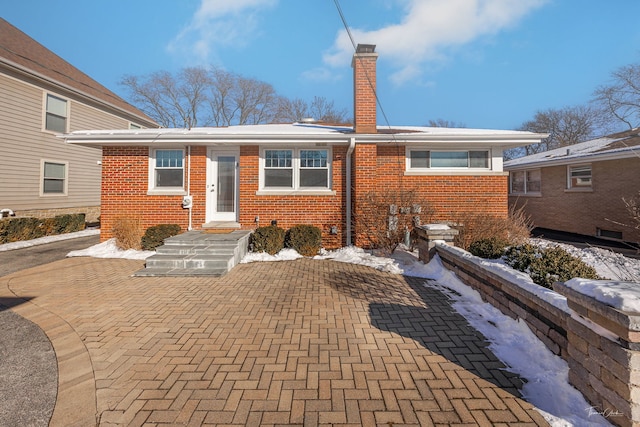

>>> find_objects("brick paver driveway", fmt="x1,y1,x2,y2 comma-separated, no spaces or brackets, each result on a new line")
0,257,548,426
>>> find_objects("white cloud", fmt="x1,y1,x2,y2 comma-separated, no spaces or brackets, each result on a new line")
323,0,548,85
167,0,277,63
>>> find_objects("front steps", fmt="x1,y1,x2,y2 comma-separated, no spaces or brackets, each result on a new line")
135,230,251,277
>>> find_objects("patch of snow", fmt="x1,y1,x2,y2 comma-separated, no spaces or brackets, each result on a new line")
0,229,99,252
240,248,303,263
565,278,640,313
531,238,640,282
66,238,154,260
421,223,451,231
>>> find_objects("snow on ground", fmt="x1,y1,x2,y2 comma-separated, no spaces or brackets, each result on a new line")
7,231,638,425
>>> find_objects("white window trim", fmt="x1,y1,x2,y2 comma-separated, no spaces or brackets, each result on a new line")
42,92,69,134
566,163,593,192
147,148,187,195
258,147,335,195
509,168,542,196
40,159,68,197
405,147,494,175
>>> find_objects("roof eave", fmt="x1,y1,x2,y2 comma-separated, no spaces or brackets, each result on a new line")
504,149,640,170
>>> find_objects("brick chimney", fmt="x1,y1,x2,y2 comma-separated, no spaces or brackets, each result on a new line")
352,44,378,134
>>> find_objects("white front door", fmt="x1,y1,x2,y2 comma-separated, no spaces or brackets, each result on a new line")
206,149,239,223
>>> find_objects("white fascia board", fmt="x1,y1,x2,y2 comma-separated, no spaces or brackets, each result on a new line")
354,133,547,147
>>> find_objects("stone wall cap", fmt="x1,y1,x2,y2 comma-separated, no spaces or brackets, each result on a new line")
564,279,640,314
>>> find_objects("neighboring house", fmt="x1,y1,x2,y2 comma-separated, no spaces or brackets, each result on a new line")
505,128,640,245
65,44,545,248
0,18,157,223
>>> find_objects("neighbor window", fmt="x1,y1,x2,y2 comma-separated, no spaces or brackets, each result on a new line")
262,148,330,190
45,94,68,133
408,150,489,170
568,165,592,189
42,161,67,195
153,149,184,188
510,169,541,195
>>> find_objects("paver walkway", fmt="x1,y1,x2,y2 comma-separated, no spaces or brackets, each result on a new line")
0,256,548,426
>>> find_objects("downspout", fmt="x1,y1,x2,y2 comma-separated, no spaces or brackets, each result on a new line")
187,145,193,231
346,137,356,246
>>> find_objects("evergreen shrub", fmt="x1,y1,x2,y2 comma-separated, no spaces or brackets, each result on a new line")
504,243,601,289
285,224,322,256
468,237,509,259
141,224,181,250
250,225,285,255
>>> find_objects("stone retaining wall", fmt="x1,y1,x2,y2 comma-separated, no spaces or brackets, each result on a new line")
435,243,570,357
433,242,639,427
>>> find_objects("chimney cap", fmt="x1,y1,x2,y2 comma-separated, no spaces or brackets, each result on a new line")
356,44,376,53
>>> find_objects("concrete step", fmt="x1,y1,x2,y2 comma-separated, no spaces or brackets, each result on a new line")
134,267,229,277
144,254,231,270
155,245,237,256
135,230,251,277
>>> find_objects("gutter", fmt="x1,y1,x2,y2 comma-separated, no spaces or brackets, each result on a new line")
346,137,356,246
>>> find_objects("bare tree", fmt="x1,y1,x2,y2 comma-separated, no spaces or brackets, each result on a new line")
623,191,640,230
505,105,601,160
120,68,211,128
121,66,348,128
276,96,349,123
426,118,466,128
593,63,640,130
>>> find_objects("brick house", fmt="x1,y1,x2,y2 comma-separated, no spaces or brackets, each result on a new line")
0,18,157,223
505,128,640,245
65,45,545,248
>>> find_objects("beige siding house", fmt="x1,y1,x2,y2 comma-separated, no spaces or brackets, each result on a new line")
505,128,640,245
0,18,156,222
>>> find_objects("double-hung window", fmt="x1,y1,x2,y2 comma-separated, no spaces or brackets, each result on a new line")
41,161,67,195
408,150,489,170
264,150,293,187
45,94,68,133
568,164,592,189
153,149,184,189
263,148,330,190
509,169,541,195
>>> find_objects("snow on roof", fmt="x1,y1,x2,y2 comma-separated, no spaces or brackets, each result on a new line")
66,122,542,137
504,128,640,168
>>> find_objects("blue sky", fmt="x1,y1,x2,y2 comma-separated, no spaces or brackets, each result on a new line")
4,0,640,130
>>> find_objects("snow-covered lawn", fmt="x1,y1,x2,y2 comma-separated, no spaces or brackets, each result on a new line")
7,231,640,426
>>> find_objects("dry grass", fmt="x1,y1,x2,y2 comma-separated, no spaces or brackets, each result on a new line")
112,216,143,250
452,204,533,250
354,188,435,254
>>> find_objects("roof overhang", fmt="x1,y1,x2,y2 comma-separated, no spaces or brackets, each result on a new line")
63,127,548,149
504,148,640,170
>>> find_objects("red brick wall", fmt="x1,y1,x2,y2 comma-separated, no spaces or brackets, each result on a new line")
101,146,191,241
353,53,378,134
509,157,640,244
353,144,509,247
101,143,508,249
237,146,347,249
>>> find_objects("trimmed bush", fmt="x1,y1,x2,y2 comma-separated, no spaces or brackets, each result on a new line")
141,224,181,250
286,224,322,256
251,225,285,255
468,237,509,259
504,243,601,289
0,213,86,244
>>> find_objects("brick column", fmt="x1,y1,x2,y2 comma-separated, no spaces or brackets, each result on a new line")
555,281,640,427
